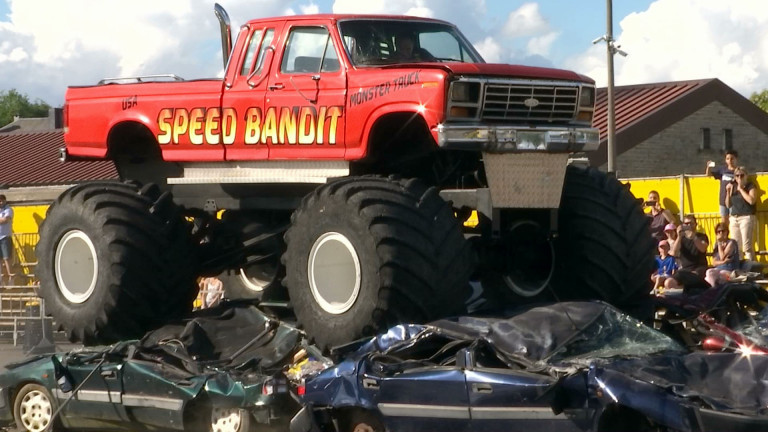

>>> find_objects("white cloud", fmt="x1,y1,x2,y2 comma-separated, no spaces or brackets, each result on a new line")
565,0,768,95
502,3,548,38
526,31,559,57
474,36,502,63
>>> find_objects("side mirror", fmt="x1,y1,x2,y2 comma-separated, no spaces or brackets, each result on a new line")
456,348,474,370
51,355,74,393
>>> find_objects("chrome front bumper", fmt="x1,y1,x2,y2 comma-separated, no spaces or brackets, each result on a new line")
436,124,600,153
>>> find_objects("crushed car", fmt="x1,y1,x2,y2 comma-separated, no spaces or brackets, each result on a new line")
0,302,323,432
290,301,768,432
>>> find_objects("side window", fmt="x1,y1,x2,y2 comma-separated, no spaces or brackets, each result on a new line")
254,29,275,74
281,27,339,74
240,29,263,75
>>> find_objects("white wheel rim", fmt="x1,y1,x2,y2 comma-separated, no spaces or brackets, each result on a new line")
308,232,361,314
238,267,269,292
55,230,98,304
19,389,52,432
211,407,243,432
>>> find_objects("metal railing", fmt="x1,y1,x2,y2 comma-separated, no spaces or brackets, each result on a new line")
0,288,50,346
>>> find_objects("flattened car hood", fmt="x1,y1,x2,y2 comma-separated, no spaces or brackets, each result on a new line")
138,302,302,375
601,353,768,415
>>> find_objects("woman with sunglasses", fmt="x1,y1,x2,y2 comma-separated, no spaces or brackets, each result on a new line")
705,222,739,287
725,166,757,261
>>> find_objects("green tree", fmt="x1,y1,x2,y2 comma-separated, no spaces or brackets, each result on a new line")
0,89,51,127
750,89,768,113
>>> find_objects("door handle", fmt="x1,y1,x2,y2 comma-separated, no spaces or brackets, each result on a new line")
472,383,493,394
268,83,285,90
100,369,117,379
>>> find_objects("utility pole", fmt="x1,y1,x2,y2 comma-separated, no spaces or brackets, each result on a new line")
593,0,626,176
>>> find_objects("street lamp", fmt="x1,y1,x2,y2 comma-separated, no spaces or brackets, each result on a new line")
593,0,627,176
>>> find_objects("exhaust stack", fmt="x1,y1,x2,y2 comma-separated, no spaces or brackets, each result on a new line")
214,3,232,69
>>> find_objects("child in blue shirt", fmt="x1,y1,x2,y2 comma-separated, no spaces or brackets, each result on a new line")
652,240,678,294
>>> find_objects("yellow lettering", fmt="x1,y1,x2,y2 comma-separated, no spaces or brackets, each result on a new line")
244,107,262,144
157,108,173,144
262,107,278,145
221,108,236,145
189,108,205,145
172,109,189,144
316,106,326,145
326,106,343,145
278,107,299,145
204,108,221,145
298,106,316,145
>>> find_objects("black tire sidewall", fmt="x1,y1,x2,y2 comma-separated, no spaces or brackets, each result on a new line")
286,193,382,344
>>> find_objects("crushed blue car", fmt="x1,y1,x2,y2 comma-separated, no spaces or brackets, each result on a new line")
291,301,768,432
0,302,312,432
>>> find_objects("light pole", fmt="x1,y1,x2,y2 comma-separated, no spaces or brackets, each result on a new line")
593,0,627,176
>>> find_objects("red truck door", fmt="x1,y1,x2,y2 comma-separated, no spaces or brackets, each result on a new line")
222,21,284,160
265,22,346,159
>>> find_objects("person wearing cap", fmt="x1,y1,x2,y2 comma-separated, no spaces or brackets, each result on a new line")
705,222,739,287
645,190,675,242
651,239,677,294
663,223,678,243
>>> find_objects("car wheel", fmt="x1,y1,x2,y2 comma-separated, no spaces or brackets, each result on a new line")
36,182,198,344
209,407,253,432
283,176,474,349
340,410,384,432
13,383,58,432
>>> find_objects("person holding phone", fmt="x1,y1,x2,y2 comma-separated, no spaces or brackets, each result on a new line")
706,150,738,223
725,166,757,261
645,190,676,242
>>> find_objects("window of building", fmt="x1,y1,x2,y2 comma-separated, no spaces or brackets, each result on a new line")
723,128,733,151
700,127,710,150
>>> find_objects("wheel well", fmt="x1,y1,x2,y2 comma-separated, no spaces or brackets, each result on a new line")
352,112,435,176
107,121,161,161
598,404,658,432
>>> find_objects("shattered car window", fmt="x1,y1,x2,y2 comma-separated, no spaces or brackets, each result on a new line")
338,19,483,65
549,306,684,365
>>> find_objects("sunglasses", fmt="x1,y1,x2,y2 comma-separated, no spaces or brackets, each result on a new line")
716,230,727,233
734,174,745,177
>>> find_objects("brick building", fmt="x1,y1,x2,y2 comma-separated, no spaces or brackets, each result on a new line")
590,78,768,178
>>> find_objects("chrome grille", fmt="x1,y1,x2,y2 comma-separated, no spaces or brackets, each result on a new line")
482,84,579,122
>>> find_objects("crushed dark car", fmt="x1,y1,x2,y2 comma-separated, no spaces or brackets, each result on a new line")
0,302,320,432
291,301,768,432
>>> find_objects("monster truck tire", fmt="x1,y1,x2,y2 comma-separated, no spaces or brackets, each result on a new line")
37,182,197,345
550,165,655,306
217,212,286,301
283,176,474,349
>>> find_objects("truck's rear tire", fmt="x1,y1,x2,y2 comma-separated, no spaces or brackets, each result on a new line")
37,182,197,344
550,165,655,306
217,212,286,301
283,176,474,349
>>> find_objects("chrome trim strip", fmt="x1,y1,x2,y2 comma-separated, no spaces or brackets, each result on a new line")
378,403,470,419
54,389,122,403
122,394,184,411
470,406,565,420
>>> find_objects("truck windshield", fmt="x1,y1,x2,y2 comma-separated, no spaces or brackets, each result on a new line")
338,19,483,66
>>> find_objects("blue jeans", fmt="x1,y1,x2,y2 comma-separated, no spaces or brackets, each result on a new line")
720,204,730,220
0,236,11,259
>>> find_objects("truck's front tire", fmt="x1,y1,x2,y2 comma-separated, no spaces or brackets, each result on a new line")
283,176,474,349
551,165,655,307
37,182,197,344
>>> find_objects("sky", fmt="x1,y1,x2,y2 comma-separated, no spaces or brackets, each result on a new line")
1,0,767,107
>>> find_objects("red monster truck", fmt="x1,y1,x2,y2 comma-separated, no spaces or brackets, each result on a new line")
37,4,654,347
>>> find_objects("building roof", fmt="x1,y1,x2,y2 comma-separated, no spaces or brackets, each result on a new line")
590,78,768,166
0,108,63,133
0,130,117,188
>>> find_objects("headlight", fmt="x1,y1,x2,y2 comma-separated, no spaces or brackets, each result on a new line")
579,86,595,107
450,81,480,103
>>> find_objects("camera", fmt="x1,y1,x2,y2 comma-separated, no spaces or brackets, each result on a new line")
681,223,691,231
644,200,657,206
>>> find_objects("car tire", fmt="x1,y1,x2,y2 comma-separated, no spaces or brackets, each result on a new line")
339,409,384,432
217,211,286,301
283,176,474,349
13,383,59,432
37,182,198,344
208,407,253,432
551,165,655,307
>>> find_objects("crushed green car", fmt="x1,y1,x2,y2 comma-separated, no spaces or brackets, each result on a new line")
0,302,321,432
